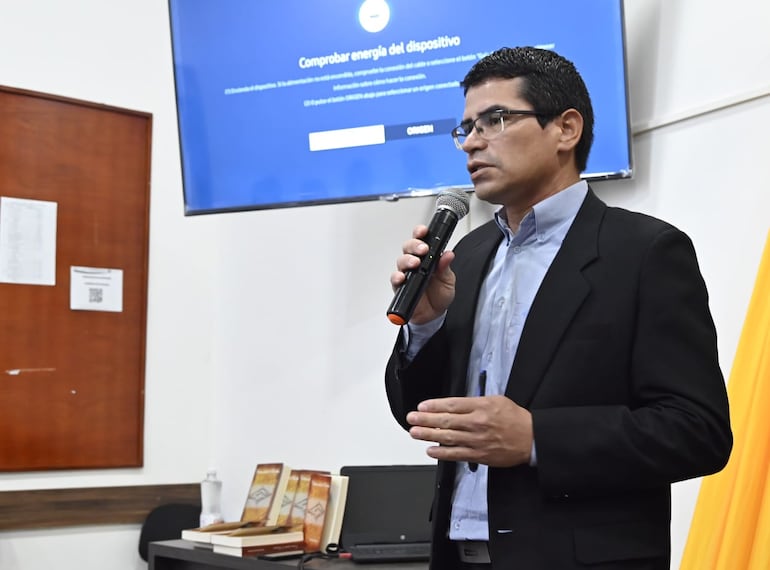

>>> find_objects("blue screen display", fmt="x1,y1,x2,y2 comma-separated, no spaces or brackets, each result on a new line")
168,0,632,214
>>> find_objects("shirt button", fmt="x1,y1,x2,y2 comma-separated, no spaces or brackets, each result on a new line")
513,246,522,254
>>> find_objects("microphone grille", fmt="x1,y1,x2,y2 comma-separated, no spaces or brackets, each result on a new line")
436,188,470,218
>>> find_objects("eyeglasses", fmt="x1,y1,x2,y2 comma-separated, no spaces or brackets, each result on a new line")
451,109,549,150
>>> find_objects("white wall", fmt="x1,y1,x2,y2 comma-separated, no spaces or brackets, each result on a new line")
0,1,768,569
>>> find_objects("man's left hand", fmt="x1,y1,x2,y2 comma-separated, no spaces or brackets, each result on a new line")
406,396,533,467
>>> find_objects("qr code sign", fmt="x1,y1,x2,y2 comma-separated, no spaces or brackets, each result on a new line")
71,267,123,312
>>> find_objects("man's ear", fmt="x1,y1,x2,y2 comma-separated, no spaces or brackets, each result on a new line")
555,108,583,153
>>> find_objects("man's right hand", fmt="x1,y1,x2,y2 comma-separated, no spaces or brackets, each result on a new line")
389,224,456,325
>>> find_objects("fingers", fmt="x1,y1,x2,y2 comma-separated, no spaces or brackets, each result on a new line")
406,398,484,441
408,422,486,465
407,396,534,468
411,224,429,240
424,443,485,464
409,427,481,454
389,227,430,290
405,225,429,257
415,396,478,414
397,238,429,270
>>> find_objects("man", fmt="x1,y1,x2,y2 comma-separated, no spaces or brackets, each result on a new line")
385,47,732,569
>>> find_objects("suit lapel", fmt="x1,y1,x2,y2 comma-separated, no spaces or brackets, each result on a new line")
505,189,606,405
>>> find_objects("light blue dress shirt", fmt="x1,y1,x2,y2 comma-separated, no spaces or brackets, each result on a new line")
404,181,588,541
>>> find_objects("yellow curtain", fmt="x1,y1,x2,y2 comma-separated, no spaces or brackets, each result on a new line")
680,231,770,570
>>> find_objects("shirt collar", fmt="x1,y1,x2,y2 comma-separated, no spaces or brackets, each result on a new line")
494,180,588,244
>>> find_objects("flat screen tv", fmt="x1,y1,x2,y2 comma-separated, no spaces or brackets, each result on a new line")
168,0,632,215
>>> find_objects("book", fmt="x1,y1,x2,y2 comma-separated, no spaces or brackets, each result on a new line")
212,540,305,558
210,526,304,549
180,464,347,556
275,469,301,527
302,472,331,553
320,474,349,552
181,521,253,545
287,469,329,531
241,463,292,526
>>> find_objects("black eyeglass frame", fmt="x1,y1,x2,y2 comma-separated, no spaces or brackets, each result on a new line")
451,108,553,149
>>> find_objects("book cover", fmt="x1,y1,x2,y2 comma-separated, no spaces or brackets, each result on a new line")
210,527,304,548
303,472,332,553
320,474,349,552
287,469,329,531
181,521,252,544
212,540,305,558
241,463,292,525
275,469,301,527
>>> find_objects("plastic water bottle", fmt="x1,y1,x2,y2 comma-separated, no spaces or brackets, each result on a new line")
200,469,224,527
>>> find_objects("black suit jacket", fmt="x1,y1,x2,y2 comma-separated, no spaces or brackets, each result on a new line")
385,189,732,569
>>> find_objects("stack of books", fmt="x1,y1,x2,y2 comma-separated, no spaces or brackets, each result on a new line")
181,462,349,558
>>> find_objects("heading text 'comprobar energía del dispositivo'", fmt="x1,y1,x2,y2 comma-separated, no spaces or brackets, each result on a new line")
297,35,462,70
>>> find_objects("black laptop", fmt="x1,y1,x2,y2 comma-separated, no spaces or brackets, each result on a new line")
338,464,436,563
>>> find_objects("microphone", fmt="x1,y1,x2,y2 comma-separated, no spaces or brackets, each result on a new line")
387,188,470,326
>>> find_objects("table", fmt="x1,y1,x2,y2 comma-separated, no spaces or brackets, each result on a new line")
149,540,429,570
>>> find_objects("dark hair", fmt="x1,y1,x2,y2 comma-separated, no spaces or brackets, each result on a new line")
461,47,594,172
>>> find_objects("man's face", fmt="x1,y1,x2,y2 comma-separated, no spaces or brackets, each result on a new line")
460,77,565,209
